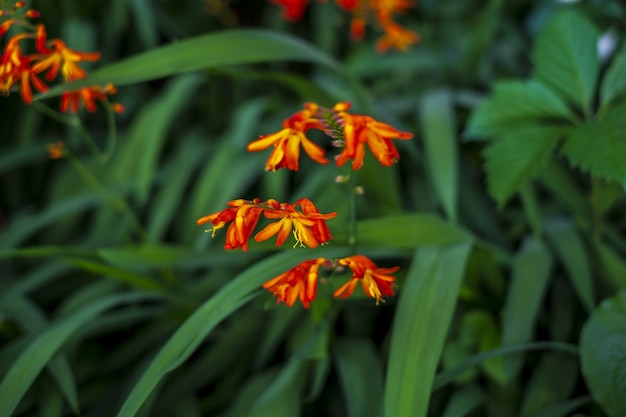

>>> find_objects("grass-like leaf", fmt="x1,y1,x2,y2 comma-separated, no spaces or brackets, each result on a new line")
420,89,459,222
384,243,472,417
532,10,599,114
484,125,561,206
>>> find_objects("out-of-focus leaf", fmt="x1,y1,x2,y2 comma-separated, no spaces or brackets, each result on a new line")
484,125,561,206
432,342,579,391
116,247,349,417
0,292,154,417
544,218,594,312
465,81,573,139
246,361,305,417
592,239,626,289
334,338,384,417
601,45,626,108
420,89,459,222
580,290,626,417
520,352,578,417
62,258,162,291
115,74,204,204
501,237,553,377
442,384,484,417
385,243,472,417
561,103,626,183
352,213,472,248
37,29,342,97
532,10,599,113
527,397,589,417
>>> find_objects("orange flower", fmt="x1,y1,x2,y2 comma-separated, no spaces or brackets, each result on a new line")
31,25,100,81
60,83,121,113
0,33,48,103
254,198,336,248
334,255,398,304
46,141,64,159
263,257,327,308
332,102,413,169
247,103,328,171
376,21,419,53
271,0,309,20
197,198,268,251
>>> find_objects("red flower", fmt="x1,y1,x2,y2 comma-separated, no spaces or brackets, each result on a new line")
271,0,309,21
60,83,121,114
332,102,413,169
247,103,328,171
263,257,327,308
334,255,398,304
0,33,48,103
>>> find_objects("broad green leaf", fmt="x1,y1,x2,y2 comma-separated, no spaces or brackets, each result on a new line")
115,74,204,204
385,243,472,417
432,342,579,391
561,103,626,183
420,90,459,222
528,396,589,417
544,218,594,312
484,125,561,206
36,29,340,98
353,213,473,248
465,81,573,139
501,237,553,377
442,384,484,417
116,247,349,417
0,293,153,417
532,10,599,113
580,290,626,417
334,338,384,417
520,352,578,416
601,45,626,108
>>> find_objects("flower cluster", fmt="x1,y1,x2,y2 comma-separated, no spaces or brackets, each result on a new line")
197,198,337,252
263,255,398,308
0,2,122,113
247,101,413,171
270,0,419,53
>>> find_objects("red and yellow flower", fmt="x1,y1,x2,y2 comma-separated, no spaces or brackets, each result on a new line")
332,102,413,170
263,257,327,308
255,198,337,248
334,254,398,304
247,103,328,172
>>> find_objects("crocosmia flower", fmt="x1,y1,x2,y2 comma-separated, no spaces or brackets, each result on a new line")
0,33,48,103
254,198,337,248
247,103,328,171
334,254,398,304
376,21,420,53
263,257,327,308
332,102,413,170
271,0,309,20
197,198,267,252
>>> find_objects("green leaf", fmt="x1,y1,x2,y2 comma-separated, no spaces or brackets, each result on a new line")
544,218,595,312
0,293,153,417
601,45,626,108
385,243,472,417
561,103,626,183
592,239,626,289
532,10,599,113
580,290,626,417
527,396,589,417
420,90,459,222
334,338,384,417
465,81,573,139
116,247,349,417
483,125,561,206
501,237,553,377
432,342,579,391
353,213,473,248
114,74,204,204
246,361,305,417
36,29,340,99
442,384,484,417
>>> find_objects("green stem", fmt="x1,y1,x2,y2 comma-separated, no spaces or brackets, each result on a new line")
347,174,358,254
102,101,118,163
66,149,150,242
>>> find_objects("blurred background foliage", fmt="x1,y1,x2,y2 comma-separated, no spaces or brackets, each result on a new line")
1,0,626,416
